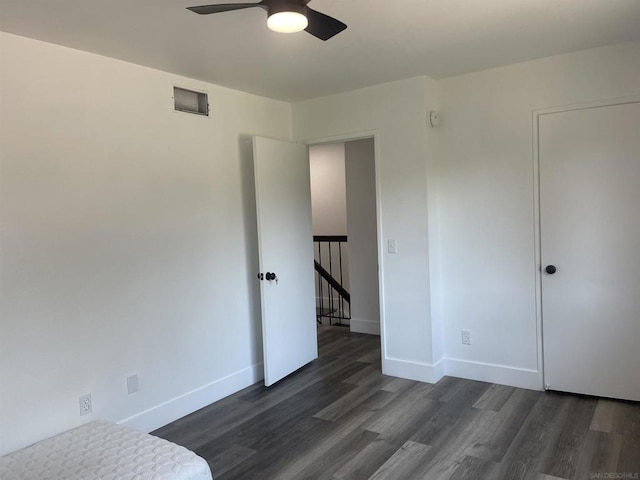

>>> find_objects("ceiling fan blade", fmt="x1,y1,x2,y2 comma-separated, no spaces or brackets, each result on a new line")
304,7,347,41
187,2,263,15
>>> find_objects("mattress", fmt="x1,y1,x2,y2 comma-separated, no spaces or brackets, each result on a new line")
0,420,213,480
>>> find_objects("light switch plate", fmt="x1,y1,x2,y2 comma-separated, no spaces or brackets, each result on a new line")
388,239,397,254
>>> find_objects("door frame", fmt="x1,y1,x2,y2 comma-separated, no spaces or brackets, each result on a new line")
303,130,386,363
532,95,640,390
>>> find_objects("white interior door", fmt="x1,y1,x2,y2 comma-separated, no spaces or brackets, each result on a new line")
540,100,640,401
253,136,317,387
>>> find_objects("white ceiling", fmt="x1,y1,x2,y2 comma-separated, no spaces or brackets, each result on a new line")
1,0,639,102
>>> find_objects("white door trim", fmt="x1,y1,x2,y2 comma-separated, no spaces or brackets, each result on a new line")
303,130,387,361
532,95,640,390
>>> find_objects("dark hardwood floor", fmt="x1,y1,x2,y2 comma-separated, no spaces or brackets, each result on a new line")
152,326,640,480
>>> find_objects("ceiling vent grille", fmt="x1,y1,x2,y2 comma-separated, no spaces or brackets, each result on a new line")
173,87,209,116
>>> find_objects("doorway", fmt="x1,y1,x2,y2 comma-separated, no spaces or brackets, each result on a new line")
250,134,383,387
308,138,382,340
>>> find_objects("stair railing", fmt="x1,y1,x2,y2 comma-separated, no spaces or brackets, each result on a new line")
313,235,350,326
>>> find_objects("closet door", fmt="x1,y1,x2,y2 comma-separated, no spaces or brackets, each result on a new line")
540,100,640,401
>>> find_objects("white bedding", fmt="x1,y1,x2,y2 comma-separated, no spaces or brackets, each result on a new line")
0,420,213,480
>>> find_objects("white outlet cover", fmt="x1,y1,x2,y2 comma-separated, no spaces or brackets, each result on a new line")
79,394,92,415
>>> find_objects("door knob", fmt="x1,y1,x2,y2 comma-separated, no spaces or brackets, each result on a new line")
545,265,557,274
266,272,276,281
257,273,264,280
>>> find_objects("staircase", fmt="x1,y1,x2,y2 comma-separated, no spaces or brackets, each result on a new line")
313,235,350,326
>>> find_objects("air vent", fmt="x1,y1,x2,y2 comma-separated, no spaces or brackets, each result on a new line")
173,87,209,116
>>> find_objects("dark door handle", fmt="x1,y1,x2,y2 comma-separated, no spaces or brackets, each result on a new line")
257,273,264,280
266,272,276,281
545,265,557,274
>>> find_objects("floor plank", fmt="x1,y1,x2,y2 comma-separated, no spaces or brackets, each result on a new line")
448,455,498,480
152,326,640,480
573,430,622,479
539,395,598,478
473,383,516,412
463,388,540,463
205,444,257,477
367,441,431,480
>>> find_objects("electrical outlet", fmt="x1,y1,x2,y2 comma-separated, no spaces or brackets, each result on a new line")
461,330,471,345
79,394,92,416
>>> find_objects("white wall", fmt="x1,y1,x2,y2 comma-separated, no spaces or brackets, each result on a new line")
436,41,640,388
294,41,640,390
309,143,347,236
345,138,380,336
0,32,291,455
3,30,638,456
293,77,443,383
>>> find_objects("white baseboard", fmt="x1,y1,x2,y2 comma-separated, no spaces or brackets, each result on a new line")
117,357,541,435
383,356,542,390
383,356,445,384
444,357,542,390
350,318,380,335
119,363,264,433
319,317,351,327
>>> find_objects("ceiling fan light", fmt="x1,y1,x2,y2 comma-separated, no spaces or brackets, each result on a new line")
267,10,308,33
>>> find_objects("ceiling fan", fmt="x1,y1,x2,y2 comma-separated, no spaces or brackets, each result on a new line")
186,0,347,41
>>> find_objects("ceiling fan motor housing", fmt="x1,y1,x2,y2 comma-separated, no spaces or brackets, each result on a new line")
267,2,307,17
